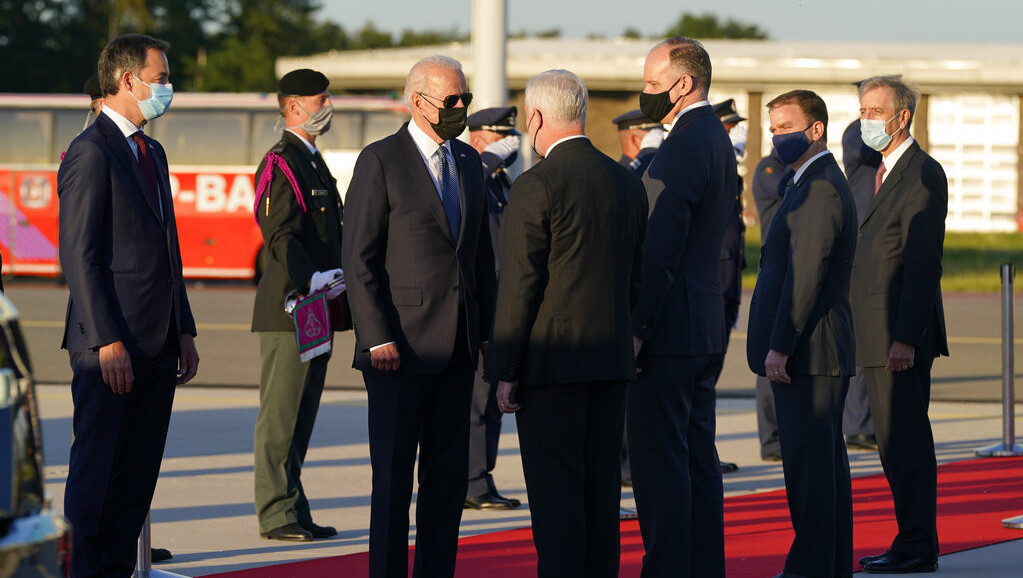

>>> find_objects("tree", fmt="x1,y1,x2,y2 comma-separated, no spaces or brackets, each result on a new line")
665,13,769,40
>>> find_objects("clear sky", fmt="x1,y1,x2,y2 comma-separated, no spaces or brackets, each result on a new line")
317,0,1022,44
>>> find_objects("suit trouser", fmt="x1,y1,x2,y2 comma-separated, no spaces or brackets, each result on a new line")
64,338,177,578
253,331,331,533
364,340,475,578
467,367,503,497
628,353,725,578
842,367,875,437
515,380,625,578
772,374,853,577
863,353,939,561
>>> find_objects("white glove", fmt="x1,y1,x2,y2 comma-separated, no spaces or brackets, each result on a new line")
310,268,345,299
484,135,521,161
640,128,665,151
729,123,748,159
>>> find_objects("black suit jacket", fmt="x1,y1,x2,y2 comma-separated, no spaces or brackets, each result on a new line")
343,123,497,374
842,119,883,226
487,138,647,386
850,141,949,366
632,104,737,356
57,112,196,357
747,153,857,377
251,131,344,331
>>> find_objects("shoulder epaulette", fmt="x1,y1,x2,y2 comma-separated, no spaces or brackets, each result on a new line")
254,149,306,223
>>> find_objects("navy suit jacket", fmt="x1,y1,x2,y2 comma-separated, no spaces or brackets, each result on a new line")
343,123,497,374
632,104,737,356
57,112,196,357
747,154,857,377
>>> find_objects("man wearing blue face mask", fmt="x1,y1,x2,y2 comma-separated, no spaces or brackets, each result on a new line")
251,68,346,542
851,75,948,575
58,33,199,578
747,89,857,578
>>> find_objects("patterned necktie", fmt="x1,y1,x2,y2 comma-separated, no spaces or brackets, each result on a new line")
131,131,161,212
434,147,461,240
874,163,887,195
783,178,796,198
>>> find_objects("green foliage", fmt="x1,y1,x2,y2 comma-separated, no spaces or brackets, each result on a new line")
665,12,769,40
621,27,643,39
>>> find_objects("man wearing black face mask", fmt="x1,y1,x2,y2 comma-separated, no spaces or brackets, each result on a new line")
628,37,735,578
344,55,496,578
747,90,857,578
251,68,346,542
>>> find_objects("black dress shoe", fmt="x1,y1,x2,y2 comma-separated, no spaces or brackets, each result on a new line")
720,461,739,474
151,548,172,563
859,549,893,566
261,523,313,542
846,434,879,451
464,491,520,510
301,521,338,538
863,551,937,573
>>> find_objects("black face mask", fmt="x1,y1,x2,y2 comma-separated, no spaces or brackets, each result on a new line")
429,106,468,141
639,77,682,124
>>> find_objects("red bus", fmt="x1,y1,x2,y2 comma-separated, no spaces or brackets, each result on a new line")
0,93,409,280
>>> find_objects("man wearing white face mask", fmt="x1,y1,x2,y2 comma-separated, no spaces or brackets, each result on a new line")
251,68,346,542
58,33,199,578
851,75,949,575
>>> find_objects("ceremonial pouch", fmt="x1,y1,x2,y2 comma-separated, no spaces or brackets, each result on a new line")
291,292,332,362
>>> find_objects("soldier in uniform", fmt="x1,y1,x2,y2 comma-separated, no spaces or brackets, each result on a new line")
613,109,663,178
251,68,346,542
464,106,522,510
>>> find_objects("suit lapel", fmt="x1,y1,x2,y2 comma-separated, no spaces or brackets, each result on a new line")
861,142,917,227
397,126,457,245
97,116,164,226
452,142,472,247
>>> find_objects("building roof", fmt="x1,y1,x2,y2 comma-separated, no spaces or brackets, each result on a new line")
279,38,1023,93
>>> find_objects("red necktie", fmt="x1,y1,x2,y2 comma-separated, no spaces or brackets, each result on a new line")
874,163,887,195
131,131,161,210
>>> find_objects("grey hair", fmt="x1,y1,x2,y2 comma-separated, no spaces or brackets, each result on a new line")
858,74,920,130
403,55,464,106
524,69,588,127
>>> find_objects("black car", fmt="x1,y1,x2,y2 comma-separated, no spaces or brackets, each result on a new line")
0,293,71,576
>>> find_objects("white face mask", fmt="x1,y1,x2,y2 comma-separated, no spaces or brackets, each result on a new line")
287,101,334,136
860,113,901,151
131,74,173,121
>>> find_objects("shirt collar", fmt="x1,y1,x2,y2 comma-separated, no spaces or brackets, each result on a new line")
666,100,710,132
792,149,833,186
545,134,588,157
101,106,143,138
285,129,318,155
882,136,915,173
408,119,450,159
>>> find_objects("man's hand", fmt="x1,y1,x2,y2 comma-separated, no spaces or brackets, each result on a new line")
764,349,791,384
496,380,521,413
177,334,199,385
370,343,401,371
886,341,916,373
99,340,133,394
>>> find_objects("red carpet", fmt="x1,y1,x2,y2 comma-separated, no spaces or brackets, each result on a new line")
206,457,1023,577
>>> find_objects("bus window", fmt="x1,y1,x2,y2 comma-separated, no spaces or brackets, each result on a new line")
55,110,88,158
314,111,362,151
0,111,51,164
152,111,249,166
251,112,282,165
365,111,408,145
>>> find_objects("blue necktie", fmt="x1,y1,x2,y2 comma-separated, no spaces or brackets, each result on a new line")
435,147,461,240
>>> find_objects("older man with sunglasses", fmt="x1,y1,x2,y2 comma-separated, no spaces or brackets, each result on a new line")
344,55,496,578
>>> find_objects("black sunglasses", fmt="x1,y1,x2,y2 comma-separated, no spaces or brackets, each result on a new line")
418,92,473,109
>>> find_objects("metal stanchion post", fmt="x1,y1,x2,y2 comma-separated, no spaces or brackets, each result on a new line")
976,263,1023,458
135,511,191,577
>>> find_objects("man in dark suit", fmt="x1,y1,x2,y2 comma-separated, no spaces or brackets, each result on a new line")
343,55,496,578
747,90,857,578
852,75,949,575
751,148,792,462
463,106,521,510
840,113,882,452
488,69,647,578
58,34,199,578
251,69,345,542
629,37,735,577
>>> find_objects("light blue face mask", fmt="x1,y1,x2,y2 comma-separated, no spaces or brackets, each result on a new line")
860,113,901,151
131,74,174,121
